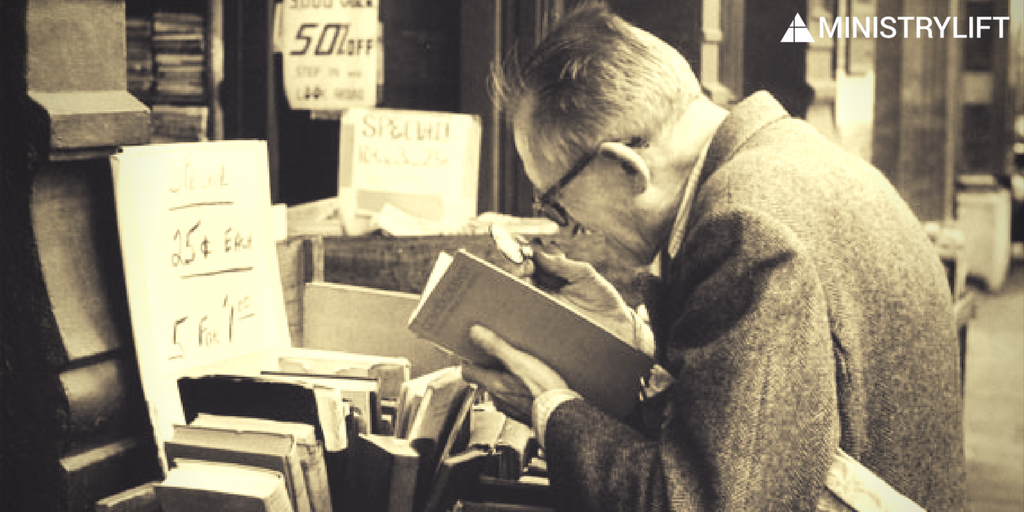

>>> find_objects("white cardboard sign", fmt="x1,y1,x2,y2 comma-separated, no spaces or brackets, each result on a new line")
338,108,481,235
110,140,290,470
280,0,379,110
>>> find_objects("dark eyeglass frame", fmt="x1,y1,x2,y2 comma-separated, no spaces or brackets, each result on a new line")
534,136,647,226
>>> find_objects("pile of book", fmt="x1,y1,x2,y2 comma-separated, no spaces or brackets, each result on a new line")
160,414,329,512
99,348,553,512
152,10,206,104
346,366,553,512
126,15,154,103
150,104,209,144
149,10,209,143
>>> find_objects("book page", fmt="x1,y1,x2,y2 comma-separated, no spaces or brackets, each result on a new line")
410,252,453,323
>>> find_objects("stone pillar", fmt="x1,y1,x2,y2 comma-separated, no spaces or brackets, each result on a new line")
1,1,162,510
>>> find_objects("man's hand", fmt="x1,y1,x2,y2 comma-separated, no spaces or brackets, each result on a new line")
460,325,569,427
529,244,654,356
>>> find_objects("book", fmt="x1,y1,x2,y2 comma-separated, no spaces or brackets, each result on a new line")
178,374,351,452
274,349,411,403
464,476,555,510
95,481,161,512
432,381,479,474
423,449,490,512
258,371,382,436
468,407,535,480
491,417,535,480
407,250,654,419
391,368,476,512
467,406,508,452
154,53,205,67
156,459,293,512
395,366,469,442
178,374,353,511
164,423,312,512
189,414,333,512
342,434,421,512
395,370,434,440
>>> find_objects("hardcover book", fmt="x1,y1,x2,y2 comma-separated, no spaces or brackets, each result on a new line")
177,374,358,509
342,434,421,512
156,459,293,512
189,414,333,512
407,250,654,419
163,423,312,512
178,374,351,451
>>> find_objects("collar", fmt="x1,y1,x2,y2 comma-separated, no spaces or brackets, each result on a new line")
664,91,790,261
701,91,790,182
665,140,710,259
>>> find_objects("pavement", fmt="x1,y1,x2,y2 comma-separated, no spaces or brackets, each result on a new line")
964,250,1024,511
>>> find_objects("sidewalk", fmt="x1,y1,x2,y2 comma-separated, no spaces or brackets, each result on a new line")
964,254,1024,511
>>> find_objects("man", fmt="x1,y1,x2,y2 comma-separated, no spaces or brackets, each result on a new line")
461,3,965,511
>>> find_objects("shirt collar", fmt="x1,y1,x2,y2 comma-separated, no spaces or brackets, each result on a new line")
663,92,790,260
665,140,711,259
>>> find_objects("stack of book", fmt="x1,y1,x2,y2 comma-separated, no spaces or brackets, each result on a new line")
125,15,154,103
160,415,331,512
165,351,414,512
152,10,206,103
343,367,479,512
150,10,208,143
150,104,209,143
159,459,294,512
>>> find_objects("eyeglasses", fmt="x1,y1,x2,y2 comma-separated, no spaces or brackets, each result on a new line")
534,136,647,227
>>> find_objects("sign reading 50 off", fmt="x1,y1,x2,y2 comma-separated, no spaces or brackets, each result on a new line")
281,0,378,110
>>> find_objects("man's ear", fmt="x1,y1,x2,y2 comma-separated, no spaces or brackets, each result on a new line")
598,141,650,194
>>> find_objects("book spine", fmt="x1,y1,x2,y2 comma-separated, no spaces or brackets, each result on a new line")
95,481,161,512
156,486,284,512
285,441,314,512
298,441,333,512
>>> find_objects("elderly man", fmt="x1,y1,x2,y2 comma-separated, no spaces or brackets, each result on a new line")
461,3,965,511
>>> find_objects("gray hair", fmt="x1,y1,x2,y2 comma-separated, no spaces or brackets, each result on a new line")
490,1,703,169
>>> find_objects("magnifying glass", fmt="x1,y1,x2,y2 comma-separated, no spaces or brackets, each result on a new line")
489,223,530,264
489,224,569,291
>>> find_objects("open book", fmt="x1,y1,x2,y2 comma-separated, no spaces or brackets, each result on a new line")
407,250,654,419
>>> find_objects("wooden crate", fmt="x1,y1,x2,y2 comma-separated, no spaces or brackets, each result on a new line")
277,234,650,372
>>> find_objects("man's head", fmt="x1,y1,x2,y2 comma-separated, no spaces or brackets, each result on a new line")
491,2,722,265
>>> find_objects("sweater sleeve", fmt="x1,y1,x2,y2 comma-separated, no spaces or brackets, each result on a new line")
541,208,838,511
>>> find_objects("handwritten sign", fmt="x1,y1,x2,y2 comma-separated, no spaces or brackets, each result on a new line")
338,108,481,235
281,0,379,110
111,140,289,469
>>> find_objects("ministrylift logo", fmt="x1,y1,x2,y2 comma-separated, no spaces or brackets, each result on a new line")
782,14,815,43
782,12,1010,41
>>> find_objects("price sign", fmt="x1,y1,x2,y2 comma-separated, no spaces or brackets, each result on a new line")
111,141,289,470
281,0,379,110
338,108,481,236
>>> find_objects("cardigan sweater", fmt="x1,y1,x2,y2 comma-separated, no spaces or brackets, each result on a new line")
542,92,965,511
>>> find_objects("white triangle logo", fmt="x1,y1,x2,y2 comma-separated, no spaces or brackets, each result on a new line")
781,13,815,43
